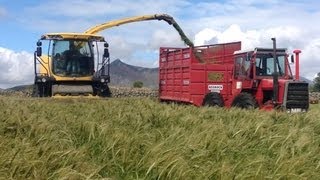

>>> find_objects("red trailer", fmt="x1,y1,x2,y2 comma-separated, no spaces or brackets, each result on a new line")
159,39,309,112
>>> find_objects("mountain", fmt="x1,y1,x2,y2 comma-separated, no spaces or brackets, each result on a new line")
108,60,314,88
109,59,158,88
1,59,159,91
300,76,313,85
2,60,314,91
7,84,33,91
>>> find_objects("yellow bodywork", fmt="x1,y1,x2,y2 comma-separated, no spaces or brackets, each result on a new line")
39,55,49,75
52,94,99,99
41,33,105,41
85,15,168,34
84,14,194,47
36,14,194,97
39,14,194,83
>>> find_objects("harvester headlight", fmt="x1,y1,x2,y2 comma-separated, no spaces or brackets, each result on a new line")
41,78,47,82
100,78,105,83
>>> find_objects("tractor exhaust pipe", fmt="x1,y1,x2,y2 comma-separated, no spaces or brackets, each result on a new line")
293,49,301,80
271,38,279,104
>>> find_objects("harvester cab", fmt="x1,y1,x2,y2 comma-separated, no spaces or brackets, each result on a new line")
33,33,111,97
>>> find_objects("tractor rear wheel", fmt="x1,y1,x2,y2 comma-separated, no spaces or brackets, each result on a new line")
202,92,224,107
231,92,257,109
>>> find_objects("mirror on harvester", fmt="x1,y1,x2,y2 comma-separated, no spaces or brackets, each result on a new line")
36,41,42,57
103,43,109,58
36,47,42,57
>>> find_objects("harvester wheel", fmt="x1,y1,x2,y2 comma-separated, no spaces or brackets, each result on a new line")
231,92,257,109
99,85,112,97
202,92,224,107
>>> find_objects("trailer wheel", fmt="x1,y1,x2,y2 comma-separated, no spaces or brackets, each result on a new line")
202,92,224,107
231,93,257,109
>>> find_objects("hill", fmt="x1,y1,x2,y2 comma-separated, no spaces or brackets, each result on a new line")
109,59,158,88
7,84,33,92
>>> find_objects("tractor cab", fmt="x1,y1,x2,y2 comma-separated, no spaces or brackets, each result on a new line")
253,48,293,79
233,48,293,81
233,40,308,112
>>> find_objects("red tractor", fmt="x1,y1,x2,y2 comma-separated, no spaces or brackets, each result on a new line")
159,38,309,112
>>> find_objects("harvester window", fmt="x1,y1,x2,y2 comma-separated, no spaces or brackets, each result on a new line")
52,40,93,76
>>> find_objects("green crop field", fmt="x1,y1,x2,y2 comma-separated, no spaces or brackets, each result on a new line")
0,96,320,179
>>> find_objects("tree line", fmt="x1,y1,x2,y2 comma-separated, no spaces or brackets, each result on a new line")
313,72,320,92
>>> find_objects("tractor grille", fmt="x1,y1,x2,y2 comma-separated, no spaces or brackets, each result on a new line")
284,82,309,112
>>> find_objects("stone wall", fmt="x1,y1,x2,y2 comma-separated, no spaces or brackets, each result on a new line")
310,92,320,104
0,86,158,98
1,86,319,103
110,87,158,98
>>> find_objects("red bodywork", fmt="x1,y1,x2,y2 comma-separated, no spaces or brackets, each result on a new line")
159,42,309,111
159,42,241,107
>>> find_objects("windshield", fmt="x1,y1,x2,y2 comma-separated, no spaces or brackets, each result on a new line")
52,40,94,77
255,53,285,76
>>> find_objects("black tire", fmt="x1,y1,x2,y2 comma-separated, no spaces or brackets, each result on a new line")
33,83,51,97
202,92,224,107
99,85,111,97
231,92,257,109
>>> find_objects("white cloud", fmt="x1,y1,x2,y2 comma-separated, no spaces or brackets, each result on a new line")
183,1,320,37
194,24,320,81
300,39,320,80
1,0,319,88
194,28,221,46
148,29,185,49
195,25,262,50
0,47,34,88
107,35,138,61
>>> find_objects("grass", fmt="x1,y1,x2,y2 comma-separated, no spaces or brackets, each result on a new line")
0,96,320,179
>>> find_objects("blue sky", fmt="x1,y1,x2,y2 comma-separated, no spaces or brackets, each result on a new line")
0,0,320,88
0,1,38,51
